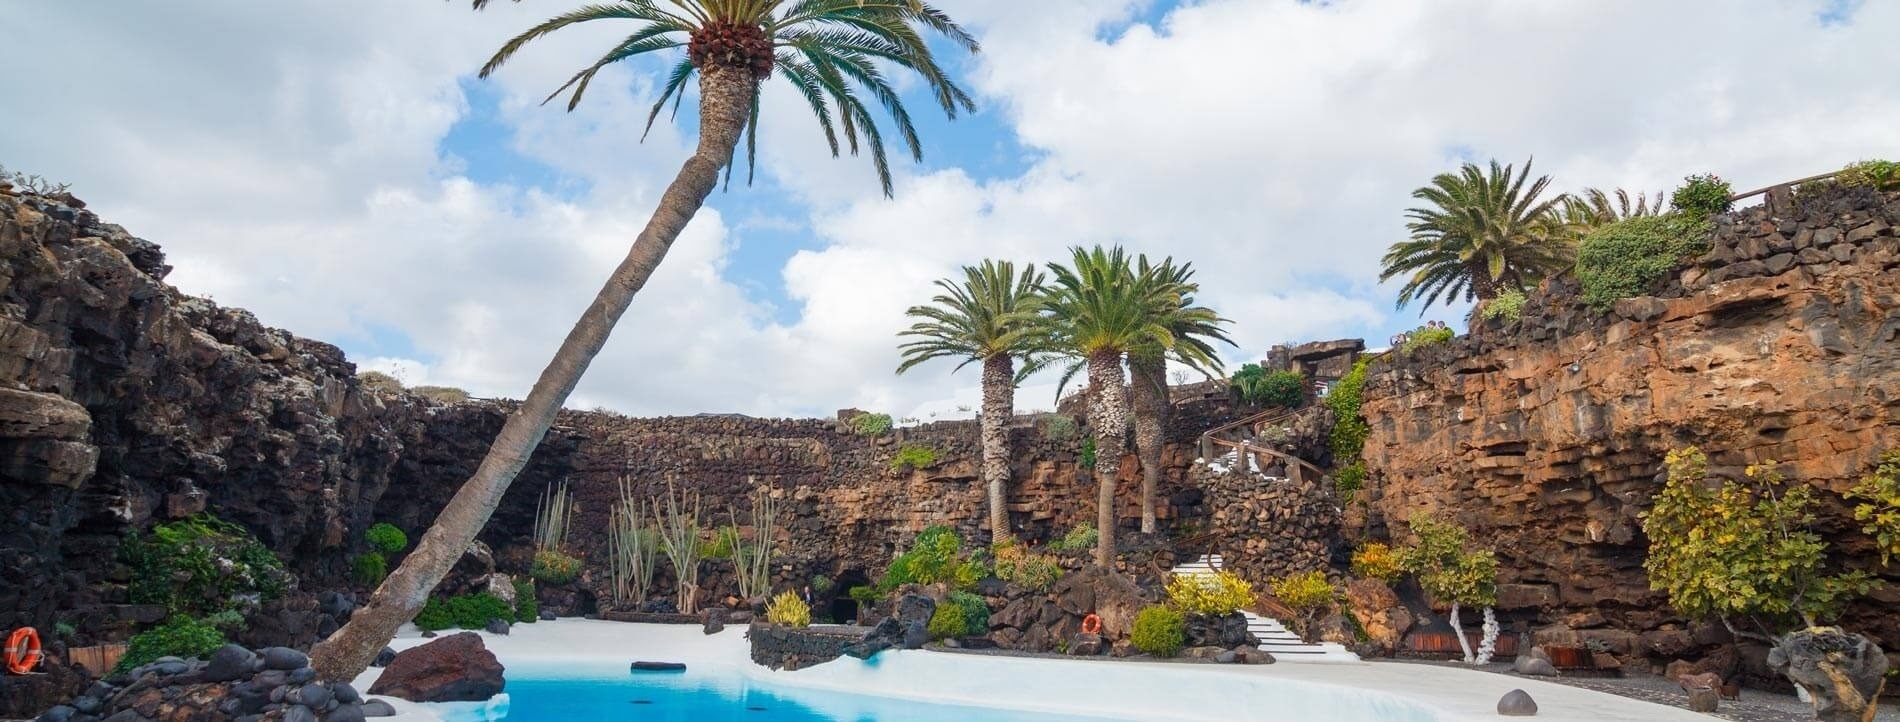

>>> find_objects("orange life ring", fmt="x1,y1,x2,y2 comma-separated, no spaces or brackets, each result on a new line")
1080,614,1102,635
4,627,42,675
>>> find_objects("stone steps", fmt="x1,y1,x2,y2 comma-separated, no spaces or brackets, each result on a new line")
1168,555,1360,664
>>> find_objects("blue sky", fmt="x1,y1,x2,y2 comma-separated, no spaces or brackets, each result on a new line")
2,0,1894,418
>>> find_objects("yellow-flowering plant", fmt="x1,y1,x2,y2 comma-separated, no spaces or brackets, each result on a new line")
1164,569,1254,616
765,589,810,628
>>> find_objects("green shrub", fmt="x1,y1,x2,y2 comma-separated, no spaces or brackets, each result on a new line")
1576,214,1712,309
848,585,881,608
1079,436,1097,469
947,591,990,636
1846,449,1900,565
889,444,940,472
702,525,738,560
1046,523,1098,552
514,579,539,623
351,552,388,587
54,622,76,640
810,574,833,593
414,597,456,631
531,549,583,585
1131,605,1186,657
365,522,408,554
1398,325,1455,355
115,616,225,674
123,514,291,617
448,593,514,630
876,526,985,593
767,589,811,627
851,412,893,437
1230,364,1305,408
1324,358,1371,465
927,602,966,640
1480,290,1527,324
1042,414,1077,440
1835,159,1900,192
1333,462,1366,500
411,385,471,404
992,541,1061,591
1670,173,1733,217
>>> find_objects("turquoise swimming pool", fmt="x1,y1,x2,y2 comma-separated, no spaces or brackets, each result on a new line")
495,663,1122,722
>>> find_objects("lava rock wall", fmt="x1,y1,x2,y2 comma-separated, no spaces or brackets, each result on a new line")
1354,185,1900,657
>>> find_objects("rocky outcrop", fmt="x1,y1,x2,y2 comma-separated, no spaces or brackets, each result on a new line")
1355,185,1900,663
365,632,504,703
33,643,368,722
748,623,860,671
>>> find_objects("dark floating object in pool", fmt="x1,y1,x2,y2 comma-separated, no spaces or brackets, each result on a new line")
630,700,653,705
747,706,768,712
630,661,687,672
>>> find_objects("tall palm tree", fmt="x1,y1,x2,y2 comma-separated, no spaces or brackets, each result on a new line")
896,260,1045,547
1126,257,1231,534
311,0,976,682
1380,158,1571,314
1038,246,1188,569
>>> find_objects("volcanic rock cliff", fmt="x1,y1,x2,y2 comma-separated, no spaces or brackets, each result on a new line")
1353,185,1900,661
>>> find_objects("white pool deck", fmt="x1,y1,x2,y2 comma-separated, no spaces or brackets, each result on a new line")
357,619,1711,722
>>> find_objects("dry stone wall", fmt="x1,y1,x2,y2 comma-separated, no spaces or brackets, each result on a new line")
1354,185,1900,656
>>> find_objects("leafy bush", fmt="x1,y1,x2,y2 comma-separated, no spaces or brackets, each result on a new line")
767,589,811,627
123,514,291,617
1847,449,1900,565
1670,173,1733,217
1480,290,1527,324
447,593,515,630
1230,364,1305,408
1350,542,1403,582
357,371,404,392
1333,462,1366,500
351,552,388,587
1131,605,1186,657
1398,515,1498,609
1835,160,1900,192
810,574,833,593
411,385,471,404
927,602,966,640
1079,436,1097,469
1643,447,1875,628
1272,570,1337,612
531,550,583,585
1575,214,1712,310
514,579,539,623
1324,358,1371,465
992,541,1062,591
1042,414,1077,440
1046,523,1098,553
847,585,881,608
877,526,984,592
889,444,940,472
115,616,224,674
947,591,990,636
1398,325,1455,355
414,597,455,631
702,526,738,560
850,412,893,437
1165,569,1255,616
365,522,408,554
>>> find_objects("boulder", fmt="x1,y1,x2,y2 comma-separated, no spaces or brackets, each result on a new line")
1496,689,1538,716
203,645,258,683
1513,655,1559,677
1767,628,1888,722
703,607,728,635
361,699,398,717
1183,612,1253,649
842,618,906,659
1067,633,1104,656
1687,688,1719,713
484,618,511,636
367,632,505,703
372,647,397,668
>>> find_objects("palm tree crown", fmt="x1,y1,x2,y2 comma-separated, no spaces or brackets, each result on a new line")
1381,158,1571,311
475,0,978,196
1128,256,1232,377
896,259,1045,373
1038,245,1188,359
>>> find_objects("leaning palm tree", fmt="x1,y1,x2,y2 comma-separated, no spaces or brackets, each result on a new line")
1126,257,1231,534
1037,246,1188,569
896,260,1045,546
310,0,976,682
1380,158,1571,315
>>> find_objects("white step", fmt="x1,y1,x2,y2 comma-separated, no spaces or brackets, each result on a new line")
1165,556,1362,664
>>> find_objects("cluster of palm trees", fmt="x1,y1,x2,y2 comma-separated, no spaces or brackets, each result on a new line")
897,246,1233,569
1381,158,1666,317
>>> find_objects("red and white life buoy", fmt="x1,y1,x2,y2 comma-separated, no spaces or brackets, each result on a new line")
4,627,42,675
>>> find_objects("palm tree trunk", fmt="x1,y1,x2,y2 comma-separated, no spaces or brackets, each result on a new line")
308,66,756,683
1128,353,1168,534
1086,348,1128,569
979,354,1014,546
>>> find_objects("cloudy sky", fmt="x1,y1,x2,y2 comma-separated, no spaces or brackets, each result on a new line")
3,0,1896,419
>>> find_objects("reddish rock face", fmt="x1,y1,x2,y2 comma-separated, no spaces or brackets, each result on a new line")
1355,185,1900,656
367,632,505,703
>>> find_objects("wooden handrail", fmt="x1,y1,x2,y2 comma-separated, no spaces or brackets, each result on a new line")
1198,406,1327,485
1728,170,1840,204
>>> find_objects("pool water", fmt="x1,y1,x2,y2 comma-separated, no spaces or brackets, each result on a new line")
497,665,1124,722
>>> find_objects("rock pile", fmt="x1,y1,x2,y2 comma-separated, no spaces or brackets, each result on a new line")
1191,461,1340,584
35,645,370,722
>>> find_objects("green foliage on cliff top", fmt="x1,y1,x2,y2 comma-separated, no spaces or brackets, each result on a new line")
1231,363,1305,408
851,412,893,437
1398,325,1455,355
1479,289,1527,324
1575,214,1712,310
1324,357,1372,467
889,444,940,471
1669,173,1733,217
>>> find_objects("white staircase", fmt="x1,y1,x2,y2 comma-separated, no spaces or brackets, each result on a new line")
1170,554,1360,664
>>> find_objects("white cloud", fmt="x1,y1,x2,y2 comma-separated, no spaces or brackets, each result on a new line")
3,0,1897,419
